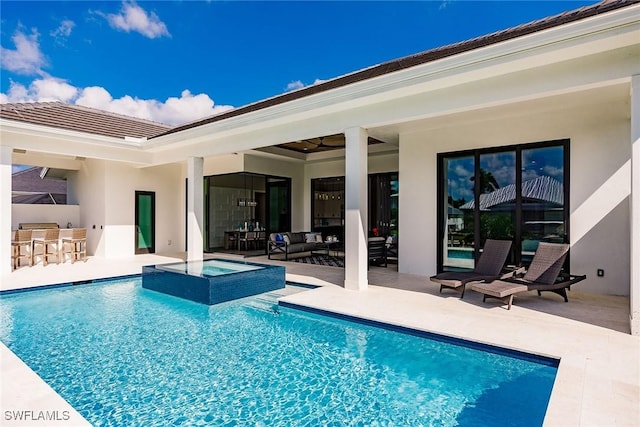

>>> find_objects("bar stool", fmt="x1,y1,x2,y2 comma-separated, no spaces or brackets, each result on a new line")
11,229,33,270
33,228,61,266
62,228,87,263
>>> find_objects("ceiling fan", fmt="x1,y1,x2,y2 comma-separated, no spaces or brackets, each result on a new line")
303,135,345,151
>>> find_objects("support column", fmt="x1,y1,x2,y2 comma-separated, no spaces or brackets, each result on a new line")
0,146,11,275
631,75,640,335
187,157,204,262
344,127,368,291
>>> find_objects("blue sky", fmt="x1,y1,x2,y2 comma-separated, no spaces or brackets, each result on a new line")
1,1,597,125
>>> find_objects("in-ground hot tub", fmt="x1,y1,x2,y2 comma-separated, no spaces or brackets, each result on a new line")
142,258,285,305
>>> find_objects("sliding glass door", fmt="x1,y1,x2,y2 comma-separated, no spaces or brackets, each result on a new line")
441,156,475,269
437,140,568,272
368,173,398,239
266,177,291,236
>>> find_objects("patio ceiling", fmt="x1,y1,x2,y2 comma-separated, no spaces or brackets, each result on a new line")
276,134,385,154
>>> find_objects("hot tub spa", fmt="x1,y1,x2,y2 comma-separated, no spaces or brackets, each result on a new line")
142,259,285,305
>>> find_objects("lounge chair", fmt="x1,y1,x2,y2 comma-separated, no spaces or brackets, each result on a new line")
430,239,513,298
470,242,586,309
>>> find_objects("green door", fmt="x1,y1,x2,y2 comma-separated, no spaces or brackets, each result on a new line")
135,191,155,254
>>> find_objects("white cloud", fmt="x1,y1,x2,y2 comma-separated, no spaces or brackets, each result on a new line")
102,2,170,39
51,20,76,42
1,77,232,125
286,80,304,92
0,28,47,76
33,78,78,101
286,78,328,92
439,1,454,10
2,78,77,102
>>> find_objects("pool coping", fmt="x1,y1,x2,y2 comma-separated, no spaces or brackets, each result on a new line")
1,270,638,426
279,300,559,367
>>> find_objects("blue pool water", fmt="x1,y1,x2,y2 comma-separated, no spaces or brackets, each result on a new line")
157,259,264,277
447,248,474,260
0,278,557,426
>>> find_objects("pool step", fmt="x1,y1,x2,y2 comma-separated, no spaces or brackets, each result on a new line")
243,294,281,314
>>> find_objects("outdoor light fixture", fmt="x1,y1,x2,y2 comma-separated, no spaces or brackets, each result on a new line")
237,173,257,207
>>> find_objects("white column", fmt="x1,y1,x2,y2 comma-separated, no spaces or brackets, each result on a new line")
631,75,640,336
344,127,368,291
0,146,12,274
187,157,204,262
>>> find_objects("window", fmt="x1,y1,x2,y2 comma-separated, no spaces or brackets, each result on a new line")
437,140,568,271
311,177,344,242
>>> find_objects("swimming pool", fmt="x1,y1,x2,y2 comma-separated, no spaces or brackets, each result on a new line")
447,247,474,259
0,278,557,426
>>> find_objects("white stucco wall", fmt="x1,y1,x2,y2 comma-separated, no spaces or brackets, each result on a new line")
69,159,183,257
11,204,80,230
399,94,631,296
203,154,244,176
243,154,305,232
68,159,107,257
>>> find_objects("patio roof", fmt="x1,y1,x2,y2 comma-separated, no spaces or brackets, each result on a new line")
157,0,633,138
0,1,633,151
0,102,171,139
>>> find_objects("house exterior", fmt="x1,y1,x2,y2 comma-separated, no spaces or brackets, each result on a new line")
1,1,639,333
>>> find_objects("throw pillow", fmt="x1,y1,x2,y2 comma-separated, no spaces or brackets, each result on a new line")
282,234,291,244
315,234,324,243
275,233,283,242
305,233,317,243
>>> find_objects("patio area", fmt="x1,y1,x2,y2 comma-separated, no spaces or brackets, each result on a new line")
1,253,638,426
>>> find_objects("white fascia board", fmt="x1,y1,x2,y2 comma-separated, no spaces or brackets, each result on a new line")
147,5,639,154
0,119,153,166
12,152,84,170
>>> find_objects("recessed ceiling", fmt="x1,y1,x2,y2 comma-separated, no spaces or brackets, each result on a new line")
277,134,385,154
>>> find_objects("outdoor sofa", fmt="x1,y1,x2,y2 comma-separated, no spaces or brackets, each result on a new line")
267,232,325,260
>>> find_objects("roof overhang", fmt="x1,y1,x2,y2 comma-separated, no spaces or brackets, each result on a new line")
144,4,639,163
0,119,153,166
1,4,638,167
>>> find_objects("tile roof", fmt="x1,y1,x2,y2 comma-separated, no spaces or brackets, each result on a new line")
0,102,171,139
11,167,67,193
460,176,564,211
158,0,637,138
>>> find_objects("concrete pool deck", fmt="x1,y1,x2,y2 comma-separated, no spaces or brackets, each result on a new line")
1,253,638,426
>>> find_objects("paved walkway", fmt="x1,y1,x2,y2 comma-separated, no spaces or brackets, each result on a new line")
1,253,638,426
